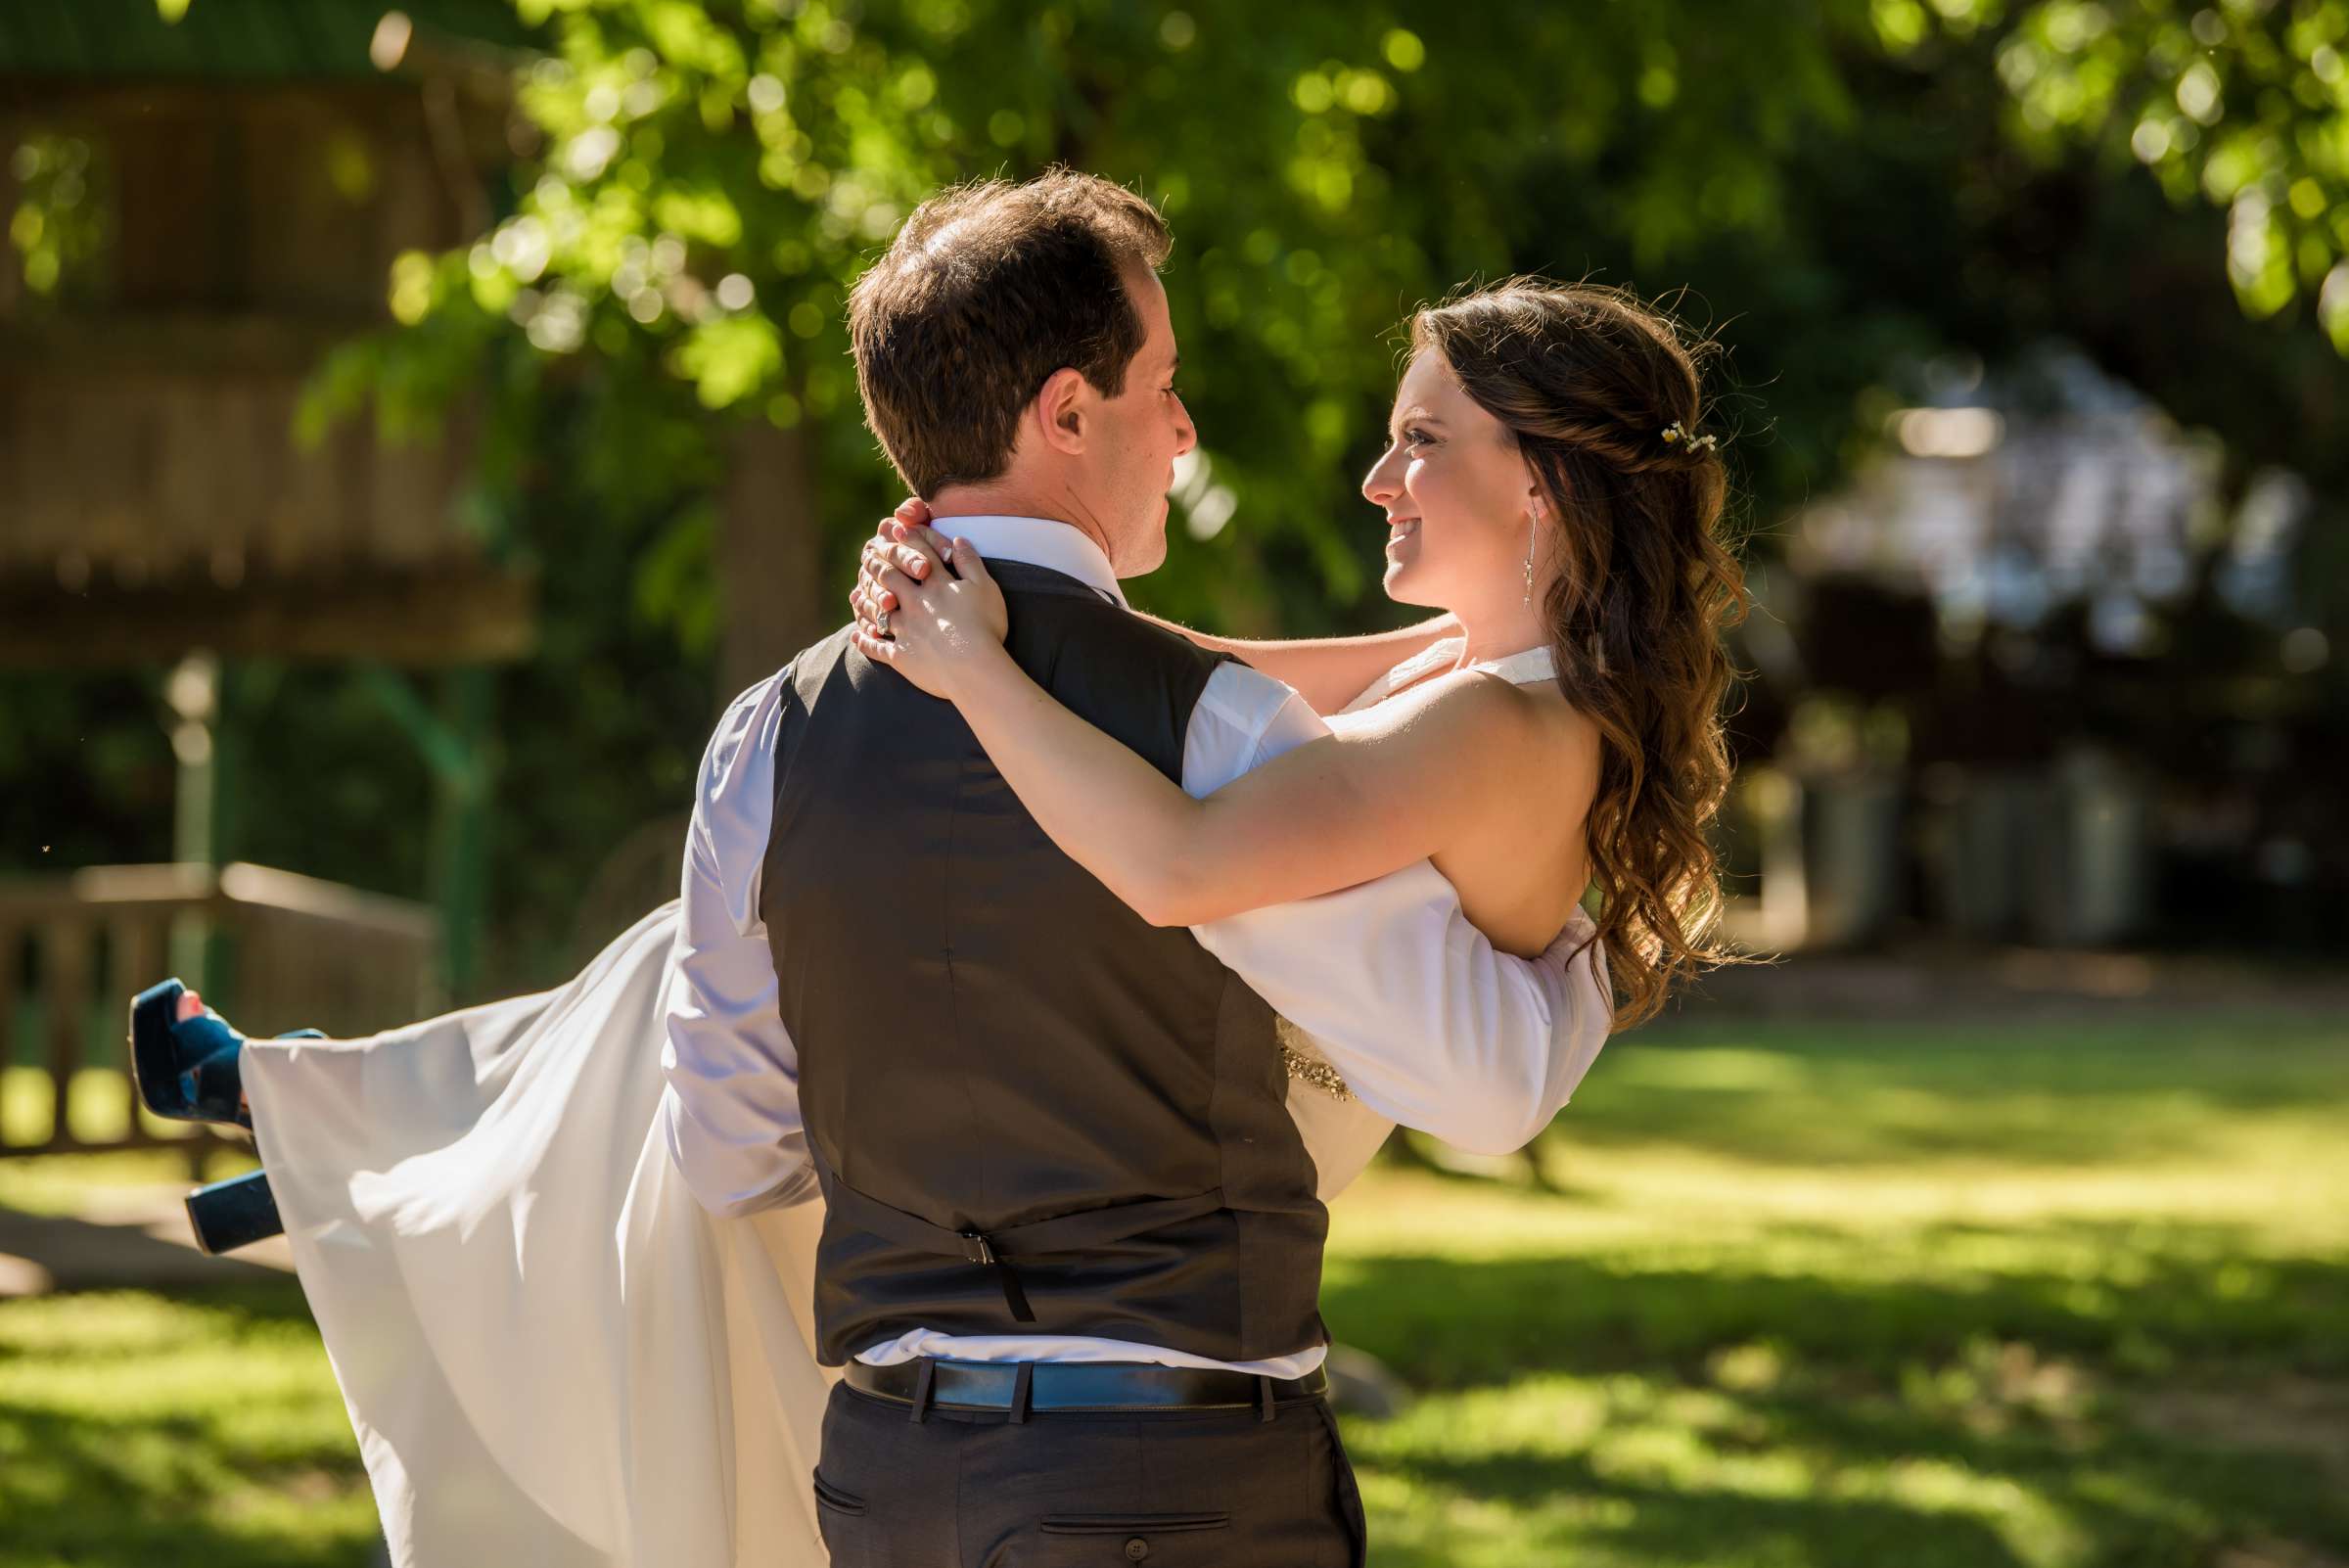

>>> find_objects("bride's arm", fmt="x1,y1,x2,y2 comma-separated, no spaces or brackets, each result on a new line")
852,532,1547,929
1128,611,1459,715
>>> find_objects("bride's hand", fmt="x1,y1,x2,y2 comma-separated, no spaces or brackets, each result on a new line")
849,523,1009,700
847,497,936,656
868,495,933,550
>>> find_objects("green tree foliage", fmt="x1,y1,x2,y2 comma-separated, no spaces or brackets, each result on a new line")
1883,0,2349,348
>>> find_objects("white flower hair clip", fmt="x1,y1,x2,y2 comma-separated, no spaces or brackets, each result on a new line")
1660,421,1718,452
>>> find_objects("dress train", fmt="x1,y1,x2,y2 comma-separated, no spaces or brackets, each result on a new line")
243,901,834,1568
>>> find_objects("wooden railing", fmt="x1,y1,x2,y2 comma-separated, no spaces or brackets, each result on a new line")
0,862,438,1163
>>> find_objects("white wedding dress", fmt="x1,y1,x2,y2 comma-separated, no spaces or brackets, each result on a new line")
240,639,1605,1568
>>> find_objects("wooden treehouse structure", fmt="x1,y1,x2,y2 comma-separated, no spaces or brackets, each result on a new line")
0,0,536,1162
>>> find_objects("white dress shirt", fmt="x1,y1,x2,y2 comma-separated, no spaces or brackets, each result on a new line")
658,515,1612,1376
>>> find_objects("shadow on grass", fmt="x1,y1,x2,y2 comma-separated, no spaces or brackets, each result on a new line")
1328,1239,2349,1567
0,1203,288,1296
0,1280,377,1568
1357,1375,2349,1568
1324,1224,2349,1388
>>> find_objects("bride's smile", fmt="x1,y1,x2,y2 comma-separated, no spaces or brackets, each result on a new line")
1361,346,1551,628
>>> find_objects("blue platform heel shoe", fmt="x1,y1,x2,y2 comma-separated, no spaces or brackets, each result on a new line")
130,981,326,1253
130,978,256,1130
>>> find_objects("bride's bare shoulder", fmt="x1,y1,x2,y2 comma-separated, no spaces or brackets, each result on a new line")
1434,669,1602,777
1362,666,1581,766
1338,662,1597,791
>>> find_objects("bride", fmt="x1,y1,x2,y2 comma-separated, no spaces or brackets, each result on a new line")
158,278,1741,1568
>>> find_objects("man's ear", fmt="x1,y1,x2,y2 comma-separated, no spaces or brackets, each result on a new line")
1032,367,1089,456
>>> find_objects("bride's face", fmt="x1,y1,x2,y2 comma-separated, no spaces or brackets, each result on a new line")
1361,351,1539,612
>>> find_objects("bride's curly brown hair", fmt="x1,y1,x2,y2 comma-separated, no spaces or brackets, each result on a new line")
1411,279,1752,1031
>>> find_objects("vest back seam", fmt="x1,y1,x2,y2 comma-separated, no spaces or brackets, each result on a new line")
944,747,988,1209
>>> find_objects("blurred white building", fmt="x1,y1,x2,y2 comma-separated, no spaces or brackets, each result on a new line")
1735,346,2317,952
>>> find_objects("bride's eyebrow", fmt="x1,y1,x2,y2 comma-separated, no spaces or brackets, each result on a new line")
1390,405,1444,435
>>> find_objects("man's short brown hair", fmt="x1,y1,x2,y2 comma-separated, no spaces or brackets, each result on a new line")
849,169,1173,497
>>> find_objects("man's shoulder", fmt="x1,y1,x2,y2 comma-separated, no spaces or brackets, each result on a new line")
790,623,858,677
1000,576,1228,678
990,582,1230,781
697,626,865,763
995,592,1314,781
739,624,855,710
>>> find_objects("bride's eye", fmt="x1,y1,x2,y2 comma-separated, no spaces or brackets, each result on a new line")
1403,426,1436,448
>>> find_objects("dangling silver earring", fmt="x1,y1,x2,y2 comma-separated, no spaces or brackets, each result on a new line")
1522,522,1537,608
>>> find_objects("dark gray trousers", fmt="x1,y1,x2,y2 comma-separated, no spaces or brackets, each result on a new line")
811,1380,1368,1567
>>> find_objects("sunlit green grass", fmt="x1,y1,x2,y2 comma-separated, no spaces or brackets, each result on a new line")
0,1284,379,1568
1324,1010,2349,1568
3,1010,2344,1567
0,1090,355,1568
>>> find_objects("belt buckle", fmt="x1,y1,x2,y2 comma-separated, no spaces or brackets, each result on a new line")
959,1230,996,1266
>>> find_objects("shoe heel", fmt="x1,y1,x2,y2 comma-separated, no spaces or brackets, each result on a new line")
186,1169,283,1254
129,979,192,1120
129,979,258,1129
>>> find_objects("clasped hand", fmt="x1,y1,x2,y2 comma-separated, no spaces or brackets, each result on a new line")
848,499,1011,699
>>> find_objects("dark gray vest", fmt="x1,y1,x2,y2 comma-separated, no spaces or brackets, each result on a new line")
760,560,1328,1366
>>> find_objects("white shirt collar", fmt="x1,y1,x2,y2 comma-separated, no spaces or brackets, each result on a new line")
930,515,1128,608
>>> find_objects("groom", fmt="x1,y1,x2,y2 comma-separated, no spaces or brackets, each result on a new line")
658,170,1597,1563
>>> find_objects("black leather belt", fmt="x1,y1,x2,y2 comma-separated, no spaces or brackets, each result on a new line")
845,1358,1328,1422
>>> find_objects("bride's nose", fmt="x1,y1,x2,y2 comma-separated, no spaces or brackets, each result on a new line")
1361,444,1403,508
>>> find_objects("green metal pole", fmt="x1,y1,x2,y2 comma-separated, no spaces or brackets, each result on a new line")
356,664,492,1003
